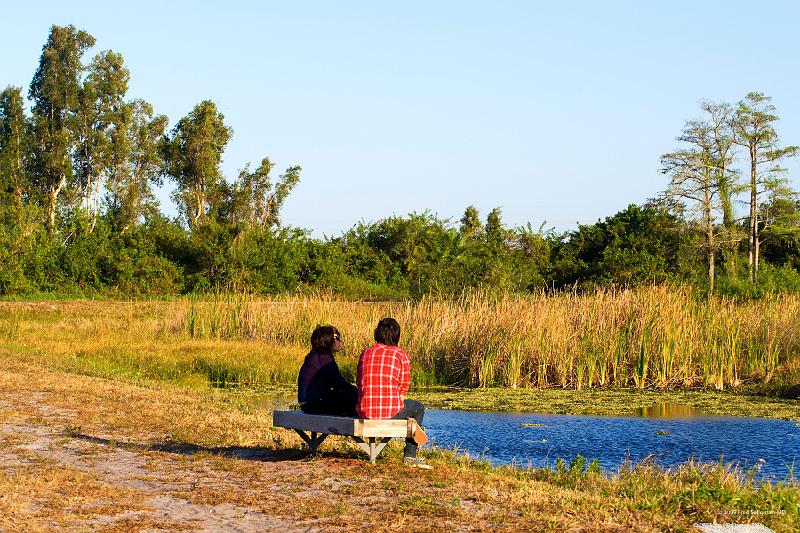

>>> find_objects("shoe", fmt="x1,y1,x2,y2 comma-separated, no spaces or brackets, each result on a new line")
403,456,433,470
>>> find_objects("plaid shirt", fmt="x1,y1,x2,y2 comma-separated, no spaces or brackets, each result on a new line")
356,343,410,419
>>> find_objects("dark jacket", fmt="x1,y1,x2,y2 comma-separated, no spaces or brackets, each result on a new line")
297,351,354,405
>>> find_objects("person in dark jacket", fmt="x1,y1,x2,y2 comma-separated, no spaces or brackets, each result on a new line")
297,325,358,416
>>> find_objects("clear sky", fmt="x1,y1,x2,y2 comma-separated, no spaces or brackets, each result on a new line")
3,1,799,237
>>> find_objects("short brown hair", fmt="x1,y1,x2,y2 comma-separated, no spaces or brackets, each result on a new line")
374,317,400,346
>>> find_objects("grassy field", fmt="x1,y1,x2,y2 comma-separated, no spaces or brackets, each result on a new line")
1,360,798,530
1,296,799,529
4,288,800,393
0,295,799,416
173,288,800,390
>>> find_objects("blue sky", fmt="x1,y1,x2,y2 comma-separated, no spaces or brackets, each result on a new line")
3,1,799,237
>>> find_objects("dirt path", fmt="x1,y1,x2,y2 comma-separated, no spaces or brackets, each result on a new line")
0,393,309,532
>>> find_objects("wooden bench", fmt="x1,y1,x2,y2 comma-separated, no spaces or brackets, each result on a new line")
272,410,426,464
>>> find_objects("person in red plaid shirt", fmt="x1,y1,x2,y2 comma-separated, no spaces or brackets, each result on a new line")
356,318,431,469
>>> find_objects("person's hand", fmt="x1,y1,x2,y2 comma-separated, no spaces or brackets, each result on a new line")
399,395,405,402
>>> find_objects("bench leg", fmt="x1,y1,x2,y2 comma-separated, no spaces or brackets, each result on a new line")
352,437,392,464
294,430,328,454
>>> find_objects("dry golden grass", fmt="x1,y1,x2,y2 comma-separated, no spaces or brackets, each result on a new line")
0,357,797,531
2,298,798,530
2,293,800,415
4,287,800,393
0,463,184,532
164,287,800,390
0,300,303,392
0,361,631,530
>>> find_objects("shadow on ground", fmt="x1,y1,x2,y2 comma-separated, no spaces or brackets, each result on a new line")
69,432,364,462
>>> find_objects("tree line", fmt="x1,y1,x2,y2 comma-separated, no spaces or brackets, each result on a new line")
1,26,301,236
661,96,798,292
1,25,799,299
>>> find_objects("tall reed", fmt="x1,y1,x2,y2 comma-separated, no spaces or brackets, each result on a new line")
168,286,800,390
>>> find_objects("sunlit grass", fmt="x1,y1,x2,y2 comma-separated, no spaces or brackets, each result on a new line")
2,360,797,531
2,287,799,395
424,448,799,529
0,300,303,391
166,286,800,390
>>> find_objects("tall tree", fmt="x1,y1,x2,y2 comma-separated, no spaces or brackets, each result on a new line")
662,119,723,292
459,205,481,239
106,99,167,232
485,207,506,243
702,101,743,276
222,157,301,228
266,165,301,227
732,92,798,282
232,158,274,226
164,100,232,228
0,86,32,211
29,25,95,233
74,50,129,231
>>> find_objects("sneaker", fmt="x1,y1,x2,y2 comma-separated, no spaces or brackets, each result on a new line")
403,456,433,470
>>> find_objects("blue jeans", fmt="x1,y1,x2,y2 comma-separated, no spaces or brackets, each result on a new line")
392,399,425,458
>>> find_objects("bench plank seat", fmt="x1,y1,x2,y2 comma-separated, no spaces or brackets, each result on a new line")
272,410,418,464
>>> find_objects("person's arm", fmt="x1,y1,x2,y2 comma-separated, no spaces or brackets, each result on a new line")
317,359,346,391
297,354,314,404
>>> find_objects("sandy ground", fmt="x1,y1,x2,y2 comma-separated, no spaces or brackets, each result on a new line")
0,393,308,532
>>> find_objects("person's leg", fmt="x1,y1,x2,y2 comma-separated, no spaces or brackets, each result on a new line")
300,400,324,414
392,399,425,458
305,386,359,417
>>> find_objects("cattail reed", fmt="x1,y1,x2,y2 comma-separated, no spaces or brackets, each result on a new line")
169,286,800,390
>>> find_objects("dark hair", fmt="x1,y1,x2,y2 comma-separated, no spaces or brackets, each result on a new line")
310,325,340,354
374,317,401,346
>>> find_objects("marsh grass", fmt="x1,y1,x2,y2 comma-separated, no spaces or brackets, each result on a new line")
168,286,800,390
2,287,799,395
552,457,800,526
0,301,303,392
413,386,800,419
12,302,796,421
424,447,799,530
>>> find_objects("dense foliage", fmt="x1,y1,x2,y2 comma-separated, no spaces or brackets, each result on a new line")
1,25,799,299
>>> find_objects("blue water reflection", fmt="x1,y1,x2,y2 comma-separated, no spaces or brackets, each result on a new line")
424,408,800,481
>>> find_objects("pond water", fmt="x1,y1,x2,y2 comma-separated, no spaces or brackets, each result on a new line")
423,404,800,481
